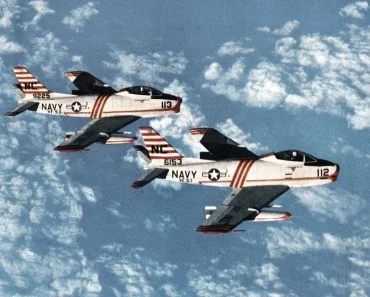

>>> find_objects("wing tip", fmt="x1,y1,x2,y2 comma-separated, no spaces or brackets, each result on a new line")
54,145,88,152
131,180,148,189
196,224,235,234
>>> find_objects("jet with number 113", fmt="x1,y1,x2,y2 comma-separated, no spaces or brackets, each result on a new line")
5,66,182,152
132,127,340,234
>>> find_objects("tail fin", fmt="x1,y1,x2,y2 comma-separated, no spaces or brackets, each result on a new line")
139,126,183,162
13,66,50,99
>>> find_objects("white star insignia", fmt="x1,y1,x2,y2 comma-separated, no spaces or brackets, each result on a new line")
72,102,81,112
208,169,220,181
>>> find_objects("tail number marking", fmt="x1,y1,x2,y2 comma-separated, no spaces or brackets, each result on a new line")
161,101,172,109
164,159,182,166
317,168,329,177
33,93,50,99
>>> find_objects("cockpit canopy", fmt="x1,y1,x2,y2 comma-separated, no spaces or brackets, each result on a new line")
274,150,317,163
118,86,162,97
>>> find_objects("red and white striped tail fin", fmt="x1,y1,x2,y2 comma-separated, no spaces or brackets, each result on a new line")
139,126,183,161
13,66,50,98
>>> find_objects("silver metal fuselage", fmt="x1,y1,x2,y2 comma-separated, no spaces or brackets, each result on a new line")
149,155,339,188
34,92,181,119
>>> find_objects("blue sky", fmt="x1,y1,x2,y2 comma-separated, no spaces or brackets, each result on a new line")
0,0,369,296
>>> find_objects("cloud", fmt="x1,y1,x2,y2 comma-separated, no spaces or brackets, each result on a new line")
62,2,99,32
257,20,300,36
311,267,370,296
187,263,295,297
204,62,223,80
104,50,188,85
339,1,369,19
217,41,255,56
0,57,101,295
0,35,24,54
254,263,282,289
204,24,370,129
202,58,248,101
330,138,370,160
144,215,178,233
28,32,68,75
0,0,20,28
292,187,365,223
24,0,55,29
265,225,370,258
97,245,178,296
216,118,268,153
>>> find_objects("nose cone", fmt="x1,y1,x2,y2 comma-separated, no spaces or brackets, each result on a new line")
173,97,182,113
330,164,340,181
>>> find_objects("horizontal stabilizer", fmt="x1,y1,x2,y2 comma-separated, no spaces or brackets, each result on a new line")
4,101,39,116
133,145,151,163
132,168,169,189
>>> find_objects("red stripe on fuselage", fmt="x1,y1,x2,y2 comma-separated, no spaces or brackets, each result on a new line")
91,95,103,118
229,160,244,187
237,160,255,188
232,160,249,188
97,95,110,118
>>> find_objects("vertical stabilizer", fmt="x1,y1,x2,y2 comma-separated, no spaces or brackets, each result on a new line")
13,66,50,99
139,127,183,162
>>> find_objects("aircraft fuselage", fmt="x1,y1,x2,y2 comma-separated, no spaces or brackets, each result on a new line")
152,157,339,188
33,94,181,119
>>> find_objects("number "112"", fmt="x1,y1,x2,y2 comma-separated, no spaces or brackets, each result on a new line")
317,168,329,177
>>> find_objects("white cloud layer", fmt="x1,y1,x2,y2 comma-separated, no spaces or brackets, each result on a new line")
216,118,268,153
257,20,300,36
0,0,20,28
0,56,101,295
24,0,55,29
104,50,188,85
265,225,370,258
217,41,255,56
204,24,370,130
28,32,68,75
62,2,99,32
292,187,365,223
0,35,24,54
98,245,179,296
339,1,369,19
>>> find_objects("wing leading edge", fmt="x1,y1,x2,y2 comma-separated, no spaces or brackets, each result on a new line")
197,185,290,234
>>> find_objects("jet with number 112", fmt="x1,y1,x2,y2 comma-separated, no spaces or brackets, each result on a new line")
132,127,340,234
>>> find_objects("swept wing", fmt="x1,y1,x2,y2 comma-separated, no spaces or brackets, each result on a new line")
197,185,289,233
54,116,139,152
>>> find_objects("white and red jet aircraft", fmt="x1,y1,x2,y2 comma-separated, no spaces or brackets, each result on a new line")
132,127,340,234
5,66,182,152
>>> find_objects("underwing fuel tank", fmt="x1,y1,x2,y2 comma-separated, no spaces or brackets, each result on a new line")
248,210,292,222
104,134,136,144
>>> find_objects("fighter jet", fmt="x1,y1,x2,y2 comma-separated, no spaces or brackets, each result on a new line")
132,127,340,234
5,66,182,152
